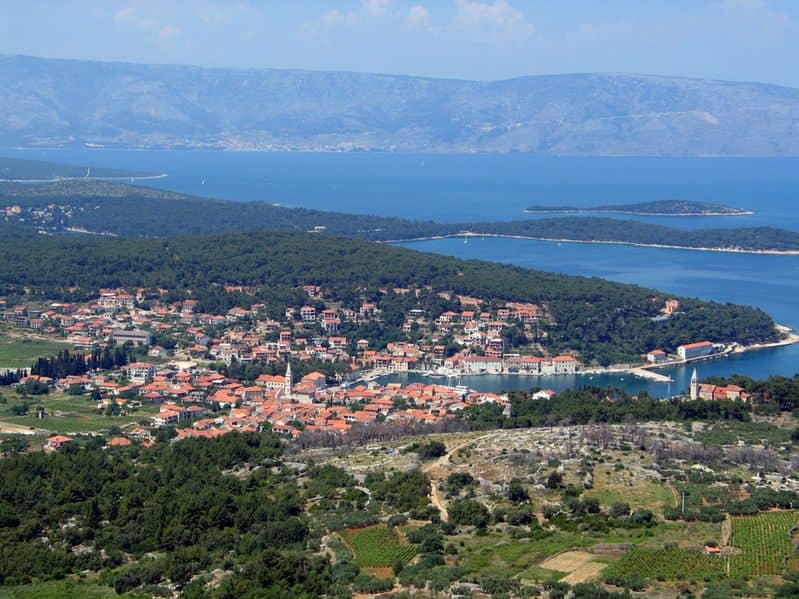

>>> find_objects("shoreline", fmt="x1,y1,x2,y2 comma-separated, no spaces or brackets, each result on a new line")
365,328,799,388
523,209,754,217
0,173,168,184
389,232,799,256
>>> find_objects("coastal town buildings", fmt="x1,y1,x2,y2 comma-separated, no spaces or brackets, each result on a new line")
2,283,753,449
677,341,714,361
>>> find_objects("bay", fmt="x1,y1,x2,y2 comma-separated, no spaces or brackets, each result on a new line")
4,148,799,397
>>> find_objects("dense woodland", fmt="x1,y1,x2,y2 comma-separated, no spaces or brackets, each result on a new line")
0,432,335,596
1,180,797,251
0,226,777,363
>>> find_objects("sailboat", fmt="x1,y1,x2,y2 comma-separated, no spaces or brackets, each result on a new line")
201,178,206,185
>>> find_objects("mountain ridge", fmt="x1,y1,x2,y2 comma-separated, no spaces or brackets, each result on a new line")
3,54,799,155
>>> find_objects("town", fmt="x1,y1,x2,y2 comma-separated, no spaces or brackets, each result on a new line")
0,283,737,452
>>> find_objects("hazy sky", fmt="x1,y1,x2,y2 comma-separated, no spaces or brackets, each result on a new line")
3,1,799,86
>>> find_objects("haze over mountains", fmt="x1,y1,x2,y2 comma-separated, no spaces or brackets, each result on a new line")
3,54,799,155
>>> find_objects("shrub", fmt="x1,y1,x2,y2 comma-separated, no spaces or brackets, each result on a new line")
449,499,490,528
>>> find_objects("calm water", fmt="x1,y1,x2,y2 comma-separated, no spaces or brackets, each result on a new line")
4,148,799,396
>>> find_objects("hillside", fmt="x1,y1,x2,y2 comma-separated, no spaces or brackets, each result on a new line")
3,55,799,155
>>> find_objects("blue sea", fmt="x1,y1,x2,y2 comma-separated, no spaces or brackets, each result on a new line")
5,148,799,396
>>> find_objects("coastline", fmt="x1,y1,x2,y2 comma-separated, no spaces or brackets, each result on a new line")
364,327,799,389
730,329,799,354
388,232,799,256
0,173,168,184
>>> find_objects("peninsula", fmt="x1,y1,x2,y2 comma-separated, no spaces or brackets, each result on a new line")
0,178,796,253
525,199,752,216
0,156,161,183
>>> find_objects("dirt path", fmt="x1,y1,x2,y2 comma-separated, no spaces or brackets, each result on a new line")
421,433,493,521
721,514,732,546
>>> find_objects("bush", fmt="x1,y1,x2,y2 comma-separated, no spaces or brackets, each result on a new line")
387,514,408,527
507,479,529,503
481,575,520,596
608,502,630,518
546,471,563,489
449,499,490,528
407,441,446,460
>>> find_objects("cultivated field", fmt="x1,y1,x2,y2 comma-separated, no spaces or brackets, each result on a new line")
341,525,416,568
729,511,799,577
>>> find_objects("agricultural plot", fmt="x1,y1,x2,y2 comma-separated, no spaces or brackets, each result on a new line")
729,511,799,577
602,547,725,581
0,393,157,434
341,525,416,568
538,550,606,585
0,335,69,368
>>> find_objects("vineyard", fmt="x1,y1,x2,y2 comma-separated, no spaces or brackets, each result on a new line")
341,525,417,568
602,547,725,581
729,511,799,577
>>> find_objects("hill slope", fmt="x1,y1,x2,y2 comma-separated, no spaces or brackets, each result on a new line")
3,55,799,155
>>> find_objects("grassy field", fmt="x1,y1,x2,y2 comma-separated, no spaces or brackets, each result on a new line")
0,334,70,369
0,392,156,435
585,468,675,512
341,525,416,568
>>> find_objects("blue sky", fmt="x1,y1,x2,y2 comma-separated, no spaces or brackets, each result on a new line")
3,1,799,86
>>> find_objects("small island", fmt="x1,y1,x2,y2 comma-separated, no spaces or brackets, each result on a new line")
525,199,752,217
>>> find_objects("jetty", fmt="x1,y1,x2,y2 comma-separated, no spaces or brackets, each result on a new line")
629,368,672,383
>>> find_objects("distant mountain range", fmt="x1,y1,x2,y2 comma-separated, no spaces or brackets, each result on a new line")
2,55,799,155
